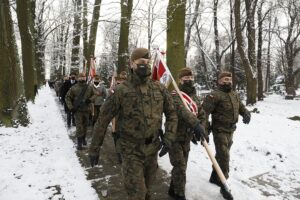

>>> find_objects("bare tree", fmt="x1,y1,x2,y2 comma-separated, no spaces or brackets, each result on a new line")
167,0,186,79
117,0,133,73
235,0,257,105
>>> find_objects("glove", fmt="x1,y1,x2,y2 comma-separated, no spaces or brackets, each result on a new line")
194,123,205,141
85,99,91,104
242,112,251,124
191,135,198,145
89,154,99,167
159,145,169,157
70,108,76,113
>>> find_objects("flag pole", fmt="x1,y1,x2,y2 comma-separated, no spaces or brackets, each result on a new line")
153,49,232,195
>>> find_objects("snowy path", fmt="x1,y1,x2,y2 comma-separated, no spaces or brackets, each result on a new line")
0,86,98,200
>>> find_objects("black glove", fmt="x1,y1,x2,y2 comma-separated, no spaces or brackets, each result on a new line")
70,108,76,113
242,112,251,124
159,145,169,157
194,123,205,141
191,135,198,145
85,99,91,104
89,154,99,167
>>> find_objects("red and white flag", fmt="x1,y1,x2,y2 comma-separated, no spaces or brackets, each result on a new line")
88,57,96,81
180,91,198,116
151,50,172,87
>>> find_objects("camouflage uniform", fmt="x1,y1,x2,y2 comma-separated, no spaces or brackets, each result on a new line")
169,90,206,197
202,87,249,179
89,72,178,200
65,82,94,140
91,82,107,124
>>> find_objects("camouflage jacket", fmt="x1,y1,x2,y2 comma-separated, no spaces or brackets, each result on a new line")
65,82,94,112
91,84,107,106
202,88,249,131
89,73,178,156
172,91,206,142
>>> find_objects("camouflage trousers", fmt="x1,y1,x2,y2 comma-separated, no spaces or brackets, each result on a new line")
168,141,190,197
212,130,234,179
74,111,90,138
92,105,101,125
121,151,158,200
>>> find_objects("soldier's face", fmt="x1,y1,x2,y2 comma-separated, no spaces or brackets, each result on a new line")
131,58,150,70
179,75,194,84
218,76,232,85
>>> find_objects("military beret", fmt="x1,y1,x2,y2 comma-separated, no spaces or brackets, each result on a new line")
94,75,101,81
78,72,86,78
178,67,193,79
218,71,232,80
131,48,150,61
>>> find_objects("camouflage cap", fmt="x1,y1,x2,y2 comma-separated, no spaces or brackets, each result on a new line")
94,75,101,81
178,67,193,79
130,48,150,61
78,72,86,78
218,71,232,80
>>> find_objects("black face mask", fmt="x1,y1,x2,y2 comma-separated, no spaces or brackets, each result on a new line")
219,83,232,92
71,77,76,80
179,80,195,94
78,80,86,84
94,82,99,86
135,64,149,78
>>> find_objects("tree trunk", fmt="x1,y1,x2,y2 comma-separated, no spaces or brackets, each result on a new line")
167,0,186,80
0,0,26,126
235,0,257,105
265,16,272,92
86,0,102,74
16,0,36,101
70,0,82,74
229,0,236,89
213,0,221,71
117,0,133,73
257,2,263,100
184,0,200,65
82,0,89,68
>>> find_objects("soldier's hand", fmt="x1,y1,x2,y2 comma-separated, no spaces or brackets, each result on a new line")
85,99,91,104
70,108,76,113
159,145,169,157
191,135,198,145
242,112,251,124
194,123,205,141
89,154,99,167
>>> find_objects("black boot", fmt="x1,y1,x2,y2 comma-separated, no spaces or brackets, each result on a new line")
82,136,87,146
209,170,222,187
77,137,83,150
117,153,122,164
220,186,234,200
168,181,175,197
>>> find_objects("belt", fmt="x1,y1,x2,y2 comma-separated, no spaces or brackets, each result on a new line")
213,121,236,129
120,133,158,145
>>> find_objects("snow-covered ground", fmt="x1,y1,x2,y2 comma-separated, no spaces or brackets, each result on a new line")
159,92,300,200
0,86,98,200
1,85,300,200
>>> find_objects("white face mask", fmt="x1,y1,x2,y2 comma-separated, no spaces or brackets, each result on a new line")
70,80,75,84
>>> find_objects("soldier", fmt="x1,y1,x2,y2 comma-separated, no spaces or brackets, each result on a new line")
60,72,77,128
202,71,251,199
165,67,206,200
65,73,94,150
91,75,107,125
111,71,128,164
88,48,178,200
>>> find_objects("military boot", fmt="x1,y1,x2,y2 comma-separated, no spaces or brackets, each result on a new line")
220,186,234,200
117,153,122,164
82,136,87,146
168,181,175,197
77,137,83,150
209,170,222,187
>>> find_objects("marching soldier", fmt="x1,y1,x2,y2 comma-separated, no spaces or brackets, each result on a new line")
202,71,251,199
89,48,178,200
91,75,107,125
65,73,94,150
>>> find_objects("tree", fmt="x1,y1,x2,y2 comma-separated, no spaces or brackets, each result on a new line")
117,0,133,73
70,0,82,74
0,0,28,126
167,0,186,79
16,0,37,101
235,0,257,105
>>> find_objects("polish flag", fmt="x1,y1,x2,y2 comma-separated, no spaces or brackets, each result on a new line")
151,50,172,87
88,57,96,81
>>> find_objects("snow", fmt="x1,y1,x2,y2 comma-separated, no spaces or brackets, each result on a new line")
159,93,300,200
0,86,98,200
1,85,300,200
